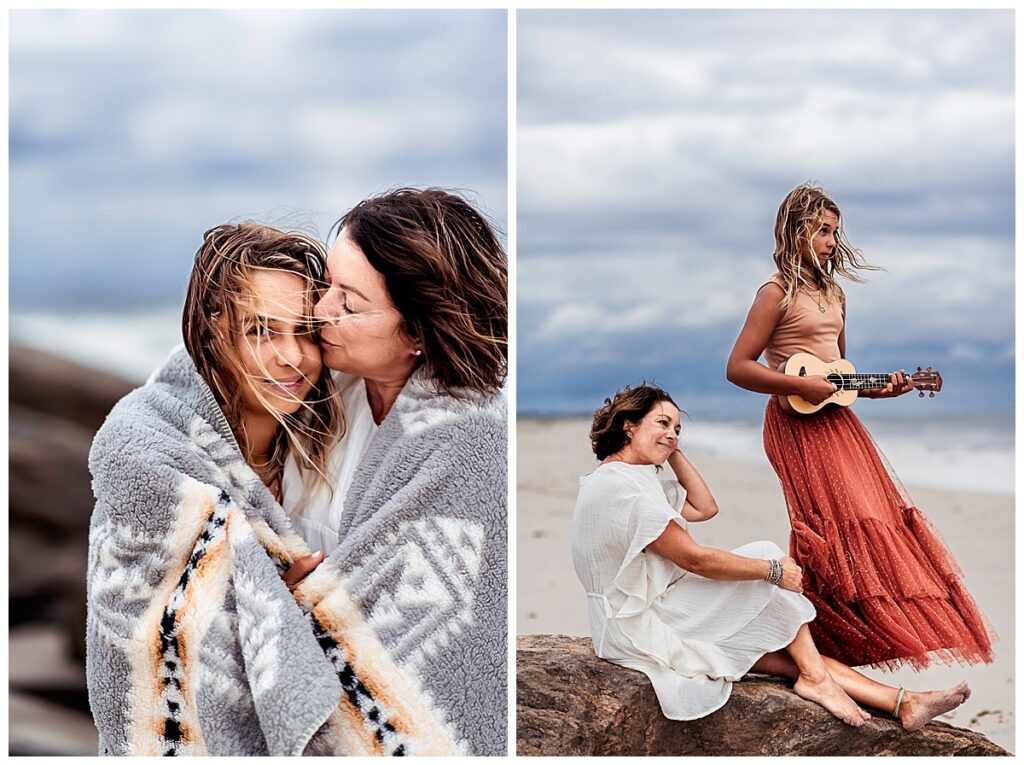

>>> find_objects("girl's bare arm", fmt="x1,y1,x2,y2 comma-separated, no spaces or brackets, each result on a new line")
727,283,807,395
726,283,836,404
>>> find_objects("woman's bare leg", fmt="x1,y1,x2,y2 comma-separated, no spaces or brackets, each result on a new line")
752,646,971,730
897,681,972,732
774,624,870,725
822,658,971,730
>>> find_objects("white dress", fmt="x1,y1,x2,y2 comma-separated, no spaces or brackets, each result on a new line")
571,461,816,720
281,372,378,554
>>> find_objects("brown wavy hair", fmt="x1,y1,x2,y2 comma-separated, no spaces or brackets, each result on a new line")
182,223,344,502
333,187,507,397
773,183,878,310
590,383,680,461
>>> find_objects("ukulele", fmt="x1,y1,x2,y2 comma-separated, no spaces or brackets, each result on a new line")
778,352,943,415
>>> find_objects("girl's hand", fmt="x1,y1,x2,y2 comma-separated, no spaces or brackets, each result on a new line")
778,555,803,593
863,370,915,399
283,551,324,590
799,375,838,406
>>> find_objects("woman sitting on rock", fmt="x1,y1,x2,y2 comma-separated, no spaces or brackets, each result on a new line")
571,382,971,730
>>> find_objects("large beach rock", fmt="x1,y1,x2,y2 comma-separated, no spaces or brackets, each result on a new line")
9,344,134,754
10,343,137,432
9,345,134,664
517,634,1008,756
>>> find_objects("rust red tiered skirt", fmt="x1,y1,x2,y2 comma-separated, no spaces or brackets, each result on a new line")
763,397,995,671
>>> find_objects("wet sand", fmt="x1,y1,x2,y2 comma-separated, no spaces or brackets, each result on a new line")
517,417,1014,752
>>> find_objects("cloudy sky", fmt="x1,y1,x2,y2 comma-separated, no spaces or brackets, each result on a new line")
518,10,1013,416
10,10,506,315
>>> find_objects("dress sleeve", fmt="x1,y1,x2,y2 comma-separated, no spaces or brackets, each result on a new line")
660,479,687,512
610,496,686,618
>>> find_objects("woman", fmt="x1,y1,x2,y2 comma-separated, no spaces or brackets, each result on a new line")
571,383,971,730
282,187,509,755
87,223,469,755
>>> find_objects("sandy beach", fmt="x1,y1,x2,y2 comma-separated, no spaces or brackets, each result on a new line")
517,417,1014,752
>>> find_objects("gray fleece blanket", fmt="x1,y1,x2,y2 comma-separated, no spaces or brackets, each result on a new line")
86,348,507,755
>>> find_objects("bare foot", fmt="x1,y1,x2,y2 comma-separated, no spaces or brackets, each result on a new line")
899,682,971,732
794,669,871,727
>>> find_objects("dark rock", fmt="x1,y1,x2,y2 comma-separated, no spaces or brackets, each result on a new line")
10,405,96,537
8,344,135,662
10,344,135,432
517,634,1008,756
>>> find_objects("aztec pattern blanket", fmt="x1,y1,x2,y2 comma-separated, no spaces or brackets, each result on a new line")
86,348,507,756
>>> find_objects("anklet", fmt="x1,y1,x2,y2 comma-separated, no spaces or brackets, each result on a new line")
893,686,906,718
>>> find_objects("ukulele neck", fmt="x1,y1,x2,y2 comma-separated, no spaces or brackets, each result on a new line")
829,373,905,391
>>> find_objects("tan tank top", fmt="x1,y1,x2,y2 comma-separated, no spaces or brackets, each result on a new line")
761,272,844,371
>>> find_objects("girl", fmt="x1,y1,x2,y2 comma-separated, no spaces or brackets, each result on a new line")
726,184,994,671
181,224,342,506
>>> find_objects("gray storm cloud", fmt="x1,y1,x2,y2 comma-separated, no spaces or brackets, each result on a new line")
11,9,507,309
518,9,1012,414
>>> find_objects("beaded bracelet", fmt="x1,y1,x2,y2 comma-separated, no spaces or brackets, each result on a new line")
765,559,784,585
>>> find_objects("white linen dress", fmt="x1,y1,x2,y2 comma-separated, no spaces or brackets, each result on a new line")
571,461,816,720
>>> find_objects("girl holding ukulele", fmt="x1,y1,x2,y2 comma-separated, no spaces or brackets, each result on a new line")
726,184,994,672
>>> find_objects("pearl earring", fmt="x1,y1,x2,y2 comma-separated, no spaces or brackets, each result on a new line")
414,349,422,356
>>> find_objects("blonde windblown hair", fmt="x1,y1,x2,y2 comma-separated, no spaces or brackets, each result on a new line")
182,223,344,506
773,183,878,310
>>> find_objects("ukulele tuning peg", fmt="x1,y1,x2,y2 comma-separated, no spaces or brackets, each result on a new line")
919,391,926,398
917,366,922,372
926,366,932,372
929,391,935,398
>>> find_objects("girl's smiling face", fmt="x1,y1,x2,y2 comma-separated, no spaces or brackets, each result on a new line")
809,210,839,268
235,270,321,418
623,402,681,465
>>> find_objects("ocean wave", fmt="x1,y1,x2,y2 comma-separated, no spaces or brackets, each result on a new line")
682,416,1013,496
11,309,182,383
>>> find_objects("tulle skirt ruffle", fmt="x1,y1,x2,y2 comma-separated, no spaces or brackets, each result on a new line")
763,396,995,671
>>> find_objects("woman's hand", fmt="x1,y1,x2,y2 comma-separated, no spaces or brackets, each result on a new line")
778,555,803,593
282,551,324,590
861,370,915,399
667,449,719,522
798,375,838,406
